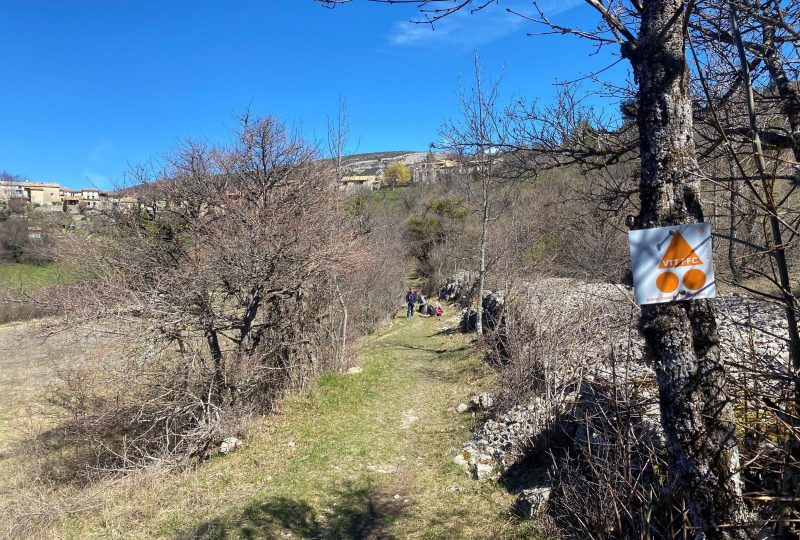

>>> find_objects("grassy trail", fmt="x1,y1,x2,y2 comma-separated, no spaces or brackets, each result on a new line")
54,311,540,539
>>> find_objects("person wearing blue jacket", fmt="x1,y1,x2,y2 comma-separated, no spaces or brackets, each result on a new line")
405,289,417,319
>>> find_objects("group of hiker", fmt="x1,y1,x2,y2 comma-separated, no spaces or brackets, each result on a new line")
405,289,444,319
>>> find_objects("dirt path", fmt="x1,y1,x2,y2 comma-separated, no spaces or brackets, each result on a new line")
3,312,543,539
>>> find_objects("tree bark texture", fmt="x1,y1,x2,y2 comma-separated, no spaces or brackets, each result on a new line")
626,0,750,536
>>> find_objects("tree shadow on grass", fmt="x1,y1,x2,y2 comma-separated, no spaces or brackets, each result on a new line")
182,481,404,540
392,343,452,355
432,325,462,337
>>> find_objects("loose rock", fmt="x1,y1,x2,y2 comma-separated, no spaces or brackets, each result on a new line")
469,392,494,411
513,487,551,518
219,436,241,455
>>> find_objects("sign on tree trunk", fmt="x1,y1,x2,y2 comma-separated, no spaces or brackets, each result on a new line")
628,223,716,305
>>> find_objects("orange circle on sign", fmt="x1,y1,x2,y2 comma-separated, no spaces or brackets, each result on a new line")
683,268,707,290
656,271,680,293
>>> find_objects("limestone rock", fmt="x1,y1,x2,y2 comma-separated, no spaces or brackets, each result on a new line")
475,459,497,481
469,392,494,411
461,291,506,332
513,487,551,518
219,436,241,455
439,271,474,306
453,452,470,472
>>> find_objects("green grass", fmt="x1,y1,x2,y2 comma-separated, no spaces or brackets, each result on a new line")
367,186,412,206
0,262,75,290
28,310,547,539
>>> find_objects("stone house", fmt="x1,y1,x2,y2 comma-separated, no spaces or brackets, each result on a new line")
340,174,380,191
1,181,62,207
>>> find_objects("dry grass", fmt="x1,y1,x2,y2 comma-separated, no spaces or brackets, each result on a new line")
0,311,547,539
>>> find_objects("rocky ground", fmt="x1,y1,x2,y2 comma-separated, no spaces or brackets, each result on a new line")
442,276,792,516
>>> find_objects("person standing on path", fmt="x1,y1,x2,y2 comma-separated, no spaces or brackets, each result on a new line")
405,289,417,319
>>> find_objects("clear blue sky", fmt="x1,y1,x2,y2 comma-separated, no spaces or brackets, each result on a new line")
0,0,628,190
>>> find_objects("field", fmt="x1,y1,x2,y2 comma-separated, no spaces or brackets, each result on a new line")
0,263,75,290
0,263,78,324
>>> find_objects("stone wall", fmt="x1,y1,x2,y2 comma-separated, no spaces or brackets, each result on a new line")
450,277,792,517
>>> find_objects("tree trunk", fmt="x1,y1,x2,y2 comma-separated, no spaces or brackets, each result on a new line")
475,176,489,335
206,328,224,406
335,278,348,366
626,0,750,536
727,161,742,282
761,5,800,180
733,11,800,536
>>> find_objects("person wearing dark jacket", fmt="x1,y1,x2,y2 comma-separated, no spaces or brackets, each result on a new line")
405,289,417,319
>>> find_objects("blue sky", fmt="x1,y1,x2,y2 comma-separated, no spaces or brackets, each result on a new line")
0,1,628,189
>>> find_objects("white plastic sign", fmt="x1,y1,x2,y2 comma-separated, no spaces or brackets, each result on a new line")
628,223,716,305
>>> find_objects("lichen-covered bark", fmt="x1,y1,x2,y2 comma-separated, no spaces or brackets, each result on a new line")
626,0,750,536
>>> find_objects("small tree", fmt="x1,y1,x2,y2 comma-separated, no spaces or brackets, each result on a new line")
0,219,28,262
439,54,513,336
50,115,357,477
8,197,26,215
383,162,411,189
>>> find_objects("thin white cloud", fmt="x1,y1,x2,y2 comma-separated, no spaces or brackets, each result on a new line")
81,170,108,185
387,0,582,48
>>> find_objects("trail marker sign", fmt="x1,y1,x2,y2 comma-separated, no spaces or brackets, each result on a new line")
628,223,716,305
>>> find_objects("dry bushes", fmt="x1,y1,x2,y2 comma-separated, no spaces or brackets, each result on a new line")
483,281,800,538
486,280,632,409
0,297,58,324
39,115,405,482
719,303,800,533
480,281,681,537
547,358,679,540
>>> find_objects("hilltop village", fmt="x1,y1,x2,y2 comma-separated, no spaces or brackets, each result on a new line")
0,152,459,215
0,180,137,213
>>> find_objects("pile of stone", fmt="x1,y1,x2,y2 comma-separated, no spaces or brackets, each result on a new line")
460,290,506,332
715,293,790,365
450,277,792,517
454,395,558,480
438,270,474,306
455,391,495,414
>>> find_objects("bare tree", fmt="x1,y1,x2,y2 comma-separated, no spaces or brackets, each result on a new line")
439,54,513,336
327,97,352,366
327,96,350,182
316,0,752,535
49,115,358,478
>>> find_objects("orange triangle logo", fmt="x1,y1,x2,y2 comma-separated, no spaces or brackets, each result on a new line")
658,231,702,268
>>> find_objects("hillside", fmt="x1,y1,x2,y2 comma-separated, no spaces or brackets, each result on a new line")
338,151,440,177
